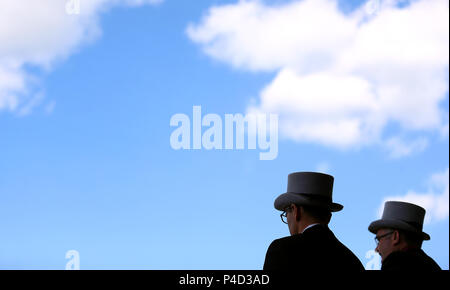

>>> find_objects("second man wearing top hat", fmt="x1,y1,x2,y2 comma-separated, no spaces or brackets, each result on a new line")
369,201,441,271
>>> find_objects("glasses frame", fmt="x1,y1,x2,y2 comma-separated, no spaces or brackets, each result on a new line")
280,205,294,224
374,231,394,245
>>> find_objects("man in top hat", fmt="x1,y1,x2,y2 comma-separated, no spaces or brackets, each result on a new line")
369,201,441,271
263,172,364,271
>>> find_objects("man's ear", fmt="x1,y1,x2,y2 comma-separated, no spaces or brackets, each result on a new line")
392,230,401,245
295,205,302,222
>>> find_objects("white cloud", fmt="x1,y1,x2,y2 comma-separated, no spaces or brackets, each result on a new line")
188,0,449,155
0,66,20,111
316,161,331,174
383,136,428,158
187,0,358,72
441,123,449,139
378,168,449,224
0,0,162,114
250,68,382,148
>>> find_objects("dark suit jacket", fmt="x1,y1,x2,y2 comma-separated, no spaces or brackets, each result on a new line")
263,224,364,271
381,248,441,271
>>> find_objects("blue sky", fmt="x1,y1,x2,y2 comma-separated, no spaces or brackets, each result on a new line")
0,0,448,269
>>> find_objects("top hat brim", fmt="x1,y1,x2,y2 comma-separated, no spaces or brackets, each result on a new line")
274,192,343,212
368,219,430,241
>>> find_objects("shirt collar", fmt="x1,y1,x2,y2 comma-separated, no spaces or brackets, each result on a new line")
301,223,321,234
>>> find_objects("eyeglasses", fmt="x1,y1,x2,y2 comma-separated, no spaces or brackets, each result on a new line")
374,231,394,245
280,206,294,224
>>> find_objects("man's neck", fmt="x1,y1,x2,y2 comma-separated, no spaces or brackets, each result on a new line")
293,221,322,234
398,243,420,252
301,223,321,233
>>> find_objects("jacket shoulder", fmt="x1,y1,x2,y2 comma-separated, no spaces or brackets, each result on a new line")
263,235,304,270
382,249,441,271
264,227,364,271
265,235,304,258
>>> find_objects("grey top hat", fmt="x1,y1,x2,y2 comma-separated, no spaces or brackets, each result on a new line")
368,201,430,240
274,172,343,212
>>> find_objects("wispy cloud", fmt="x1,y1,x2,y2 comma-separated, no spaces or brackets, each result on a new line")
378,168,449,224
316,161,331,174
440,123,449,139
0,0,162,115
383,136,429,159
187,0,449,156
